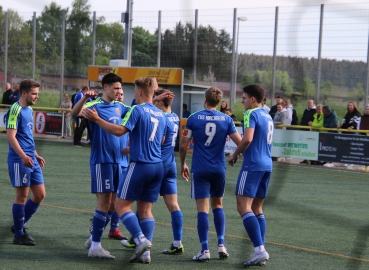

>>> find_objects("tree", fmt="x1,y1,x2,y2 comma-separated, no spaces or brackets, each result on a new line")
34,2,66,74
298,77,315,97
95,21,125,62
241,74,255,88
320,80,334,95
132,26,157,67
65,0,91,75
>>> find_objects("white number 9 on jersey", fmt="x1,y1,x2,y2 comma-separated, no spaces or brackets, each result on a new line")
205,122,216,146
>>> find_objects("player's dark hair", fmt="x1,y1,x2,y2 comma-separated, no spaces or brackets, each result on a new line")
205,87,222,107
183,103,188,110
101,73,123,87
135,77,157,97
154,89,172,107
81,86,89,91
243,84,265,103
322,105,331,113
19,79,40,94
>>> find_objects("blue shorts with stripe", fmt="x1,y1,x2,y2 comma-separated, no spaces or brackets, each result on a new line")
8,159,44,187
235,170,271,198
90,163,122,193
160,159,177,196
191,172,226,199
117,162,163,202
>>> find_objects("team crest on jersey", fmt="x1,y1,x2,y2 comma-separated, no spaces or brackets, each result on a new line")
116,108,120,115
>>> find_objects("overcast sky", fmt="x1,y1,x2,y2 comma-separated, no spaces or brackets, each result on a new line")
1,0,368,13
2,1,369,61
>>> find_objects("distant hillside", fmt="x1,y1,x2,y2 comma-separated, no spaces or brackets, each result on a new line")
237,53,367,90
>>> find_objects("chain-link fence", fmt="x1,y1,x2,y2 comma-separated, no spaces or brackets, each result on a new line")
1,3,369,107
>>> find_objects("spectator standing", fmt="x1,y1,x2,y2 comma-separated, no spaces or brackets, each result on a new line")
71,88,80,133
300,99,316,126
269,96,283,120
182,103,191,118
261,98,270,113
219,100,229,113
358,104,369,133
282,98,293,125
300,99,316,164
72,86,91,147
273,104,286,127
338,101,361,131
309,104,324,129
2,82,13,106
60,93,72,138
9,84,20,104
224,108,239,122
322,105,339,129
322,105,339,168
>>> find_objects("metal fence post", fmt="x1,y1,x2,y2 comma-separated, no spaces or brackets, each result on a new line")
193,9,198,84
60,11,65,103
316,4,324,103
92,11,96,65
365,30,369,106
32,12,36,79
3,12,8,90
124,0,133,66
230,8,237,109
157,10,161,67
271,6,279,107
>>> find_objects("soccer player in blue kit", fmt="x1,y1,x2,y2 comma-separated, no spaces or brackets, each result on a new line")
179,87,242,261
153,89,184,255
72,73,130,259
7,79,46,246
228,84,274,267
83,77,167,264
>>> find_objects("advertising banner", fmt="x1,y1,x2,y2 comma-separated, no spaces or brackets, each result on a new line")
271,129,319,160
318,133,369,165
88,66,183,85
0,110,7,129
179,118,194,152
35,112,63,136
225,127,244,153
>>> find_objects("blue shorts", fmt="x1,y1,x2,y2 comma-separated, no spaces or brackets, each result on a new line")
117,162,164,202
90,163,121,193
8,159,44,187
235,171,271,198
160,160,177,196
191,172,226,199
121,166,128,179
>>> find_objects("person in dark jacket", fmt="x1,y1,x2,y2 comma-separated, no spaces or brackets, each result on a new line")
323,105,339,128
269,96,283,120
358,104,369,133
338,101,361,130
2,83,13,106
300,99,316,126
9,84,20,104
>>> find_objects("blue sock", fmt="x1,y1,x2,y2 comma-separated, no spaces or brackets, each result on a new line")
256,214,266,245
136,210,140,220
12,204,25,238
213,208,225,246
24,199,39,224
140,218,155,242
110,212,120,232
104,211,113,230
91,210,107,242
171,210,183,241
121,211,142,238
242,212,263,247
197,212,209,252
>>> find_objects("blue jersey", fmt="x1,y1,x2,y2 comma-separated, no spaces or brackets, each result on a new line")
74,91,91,106
122,103,167,163
242,107,274,171
161,112,180,163
6,102,35,161
84,98,130,164
186,109,237,173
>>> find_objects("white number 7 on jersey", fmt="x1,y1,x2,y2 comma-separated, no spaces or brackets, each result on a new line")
149,117,159,141
205,122,216,146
